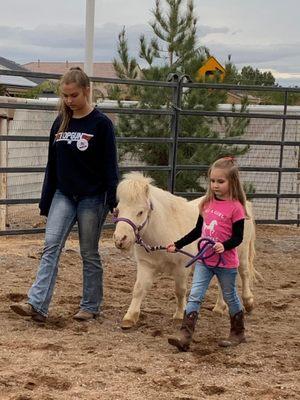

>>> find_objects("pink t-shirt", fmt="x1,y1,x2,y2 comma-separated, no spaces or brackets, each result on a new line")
201,199,245,268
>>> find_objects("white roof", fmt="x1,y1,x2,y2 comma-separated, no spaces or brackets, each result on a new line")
0,75,37,87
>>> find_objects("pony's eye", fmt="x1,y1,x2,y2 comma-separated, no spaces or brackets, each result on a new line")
137,211,143,217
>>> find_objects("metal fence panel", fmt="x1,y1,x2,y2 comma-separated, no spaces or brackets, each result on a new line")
0,69,299,234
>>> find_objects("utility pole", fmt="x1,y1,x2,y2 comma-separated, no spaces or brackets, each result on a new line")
84,0,95,101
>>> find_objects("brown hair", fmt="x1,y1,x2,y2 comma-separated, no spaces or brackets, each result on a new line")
199,157,249,217
58,67,90,132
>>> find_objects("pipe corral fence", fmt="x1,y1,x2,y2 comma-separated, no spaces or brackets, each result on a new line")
0,69,299,235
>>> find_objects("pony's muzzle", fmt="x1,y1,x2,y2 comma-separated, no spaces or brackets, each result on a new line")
113,233,128,249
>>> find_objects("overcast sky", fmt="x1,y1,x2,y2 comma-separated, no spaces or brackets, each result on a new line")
1,0,300,86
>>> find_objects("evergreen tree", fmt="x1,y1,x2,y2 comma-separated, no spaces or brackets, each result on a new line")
111,0,249,192
239,66,275,86
223,59,276,87
21,80,58,99
0,84,5,95
223,55,239,84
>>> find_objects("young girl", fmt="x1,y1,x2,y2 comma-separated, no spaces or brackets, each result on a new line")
10,67,119,322
167,157,247,351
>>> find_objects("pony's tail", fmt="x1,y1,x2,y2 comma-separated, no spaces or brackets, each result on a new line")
245,201,263,284
248,220,263,283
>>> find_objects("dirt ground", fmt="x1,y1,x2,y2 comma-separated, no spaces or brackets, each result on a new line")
0,225,299,400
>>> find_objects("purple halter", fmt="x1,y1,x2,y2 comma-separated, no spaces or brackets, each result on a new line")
112,202,154,252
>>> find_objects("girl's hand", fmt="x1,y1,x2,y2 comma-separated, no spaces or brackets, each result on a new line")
213,242,225,254
166,243,176,253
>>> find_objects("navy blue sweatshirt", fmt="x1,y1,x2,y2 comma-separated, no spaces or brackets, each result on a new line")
39,108,119,216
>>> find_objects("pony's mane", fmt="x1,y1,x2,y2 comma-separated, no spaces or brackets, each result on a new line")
117,172,188,209
122,172,154,186
117,173,154,203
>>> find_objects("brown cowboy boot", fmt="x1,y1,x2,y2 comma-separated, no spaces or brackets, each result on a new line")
10,303,47,323
73,309,97,321
168,311,198,352
218,310,246,347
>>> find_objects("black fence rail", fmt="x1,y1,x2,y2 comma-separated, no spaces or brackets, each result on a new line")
0,68,299,235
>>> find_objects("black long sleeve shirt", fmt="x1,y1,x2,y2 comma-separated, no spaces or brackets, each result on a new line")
174,214,244,250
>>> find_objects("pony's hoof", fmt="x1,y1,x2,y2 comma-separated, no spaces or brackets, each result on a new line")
172,313,184,321
244,301,254,313
173,317,183,323
121,319,135,329
212,305,227,315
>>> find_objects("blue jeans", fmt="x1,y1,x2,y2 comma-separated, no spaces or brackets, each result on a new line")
185,262,242,317
28,190,109,316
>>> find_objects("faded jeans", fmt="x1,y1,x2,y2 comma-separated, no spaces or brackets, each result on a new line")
28,190,109,316
185,262,243,317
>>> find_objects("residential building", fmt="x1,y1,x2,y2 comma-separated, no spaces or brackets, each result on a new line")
0,57,42,96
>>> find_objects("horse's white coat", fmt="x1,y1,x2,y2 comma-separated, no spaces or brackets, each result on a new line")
113,172,259,329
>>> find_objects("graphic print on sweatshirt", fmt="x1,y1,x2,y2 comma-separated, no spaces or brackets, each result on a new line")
55,132,94,151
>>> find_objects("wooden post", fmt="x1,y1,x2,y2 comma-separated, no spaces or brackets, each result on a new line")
0,113,8,231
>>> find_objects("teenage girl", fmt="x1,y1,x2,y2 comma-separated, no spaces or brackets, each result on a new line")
11,67,119,322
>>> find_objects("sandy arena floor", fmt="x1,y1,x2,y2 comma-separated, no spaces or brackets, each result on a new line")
0,225,299,400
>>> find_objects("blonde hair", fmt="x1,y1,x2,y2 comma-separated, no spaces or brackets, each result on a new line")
58,67,90,132
199,157,249,217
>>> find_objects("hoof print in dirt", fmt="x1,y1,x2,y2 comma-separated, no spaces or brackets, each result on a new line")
201,385,226,395
6,293,27,302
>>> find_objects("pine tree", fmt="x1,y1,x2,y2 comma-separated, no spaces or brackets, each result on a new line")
111,0,249,192
0,84,6,95
239,66,275,86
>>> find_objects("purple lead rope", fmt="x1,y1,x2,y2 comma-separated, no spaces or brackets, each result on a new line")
113,213,224,267
176,237,225,268
135,237,225,268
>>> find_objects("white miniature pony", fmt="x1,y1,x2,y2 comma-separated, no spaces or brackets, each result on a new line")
113,172,258,329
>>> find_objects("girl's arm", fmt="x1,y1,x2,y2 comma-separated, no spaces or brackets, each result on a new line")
222,218,244,250
101,118,119,212
174,214,204,249
39,118,59,216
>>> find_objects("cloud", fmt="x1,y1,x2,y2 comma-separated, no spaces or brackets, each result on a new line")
0,22,230,61
205,41,300,71
267,70,300,80
0,23,152,62
0,22,182,65
262,69,300,86
198,25,230,37
1,24,86,48
1,22,300,86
